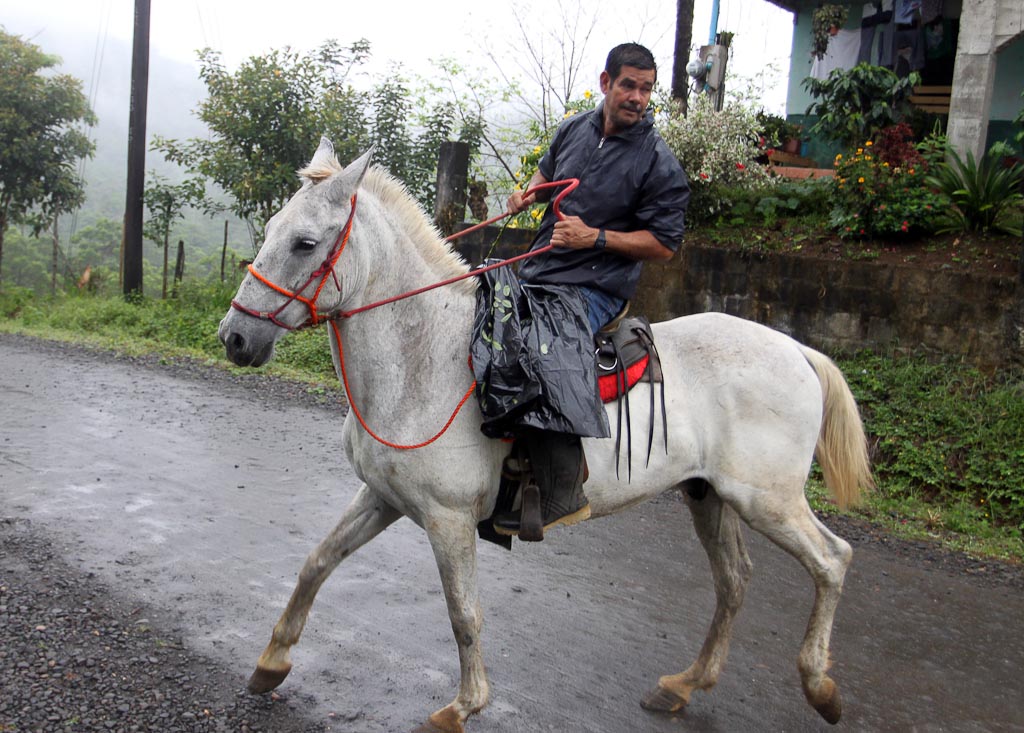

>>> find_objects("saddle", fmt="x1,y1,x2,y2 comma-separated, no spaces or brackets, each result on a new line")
594,314,668,480
478,312,668,549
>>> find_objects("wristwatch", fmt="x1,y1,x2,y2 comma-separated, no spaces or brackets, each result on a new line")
594,229,607,250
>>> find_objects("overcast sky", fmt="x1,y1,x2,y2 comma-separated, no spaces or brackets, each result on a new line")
2,0,795,112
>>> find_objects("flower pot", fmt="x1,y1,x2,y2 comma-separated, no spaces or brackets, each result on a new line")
782,138,801,154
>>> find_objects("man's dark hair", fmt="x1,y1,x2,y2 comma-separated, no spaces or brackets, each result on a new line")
605,43,657,82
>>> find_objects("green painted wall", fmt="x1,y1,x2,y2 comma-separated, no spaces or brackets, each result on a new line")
778,0,1021,159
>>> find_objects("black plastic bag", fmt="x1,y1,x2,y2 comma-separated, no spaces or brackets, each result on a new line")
471,262,610,440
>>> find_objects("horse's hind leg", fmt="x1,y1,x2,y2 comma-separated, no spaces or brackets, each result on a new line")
249,483,401,693
742,497,852,724
412,510,488,733
642,486,752,713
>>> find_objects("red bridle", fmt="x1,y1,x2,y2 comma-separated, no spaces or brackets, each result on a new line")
228,180,579,449
230,194,358,331
230,179,579,328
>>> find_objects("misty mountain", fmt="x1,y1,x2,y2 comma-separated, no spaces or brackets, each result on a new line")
11,20,252,256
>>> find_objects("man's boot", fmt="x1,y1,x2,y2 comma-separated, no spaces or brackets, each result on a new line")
493,429,590,539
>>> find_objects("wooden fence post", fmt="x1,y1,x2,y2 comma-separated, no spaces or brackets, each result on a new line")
220,221,228,282
434,141,470,237
172,239,184,297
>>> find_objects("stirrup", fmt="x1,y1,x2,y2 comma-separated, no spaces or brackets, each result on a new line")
492,497,591,539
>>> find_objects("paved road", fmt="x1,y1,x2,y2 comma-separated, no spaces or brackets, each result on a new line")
1,335,1022,732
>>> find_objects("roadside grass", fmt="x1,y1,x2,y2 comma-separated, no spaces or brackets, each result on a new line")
0,280,339,388
2,284,1021,564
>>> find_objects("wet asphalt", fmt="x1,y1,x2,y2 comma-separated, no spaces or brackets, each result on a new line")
1,334,1022,733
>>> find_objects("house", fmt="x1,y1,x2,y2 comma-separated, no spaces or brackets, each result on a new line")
765,0,1023,162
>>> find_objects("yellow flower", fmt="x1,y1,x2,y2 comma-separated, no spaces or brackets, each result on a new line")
584,89,593,99
835,154,843,161
882,162,890,167
857,148,863,155
858,177,865,183
865,155,872,161
533,146,542,155
530,209,542,220
865,141,873,147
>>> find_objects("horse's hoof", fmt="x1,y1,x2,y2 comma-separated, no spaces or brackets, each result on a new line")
247,663,292,694
640,684,689,713
813,684,842,725
410,723,448,733
411,706,464,733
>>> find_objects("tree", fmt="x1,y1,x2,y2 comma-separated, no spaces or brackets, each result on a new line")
143,173,202,298
0,28,96,286
671,0,695,112
154,40,371,243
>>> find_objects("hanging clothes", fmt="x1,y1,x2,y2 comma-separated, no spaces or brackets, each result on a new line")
810,28,862,79
858,0,895,66
924,16,953,60
920,0,943,25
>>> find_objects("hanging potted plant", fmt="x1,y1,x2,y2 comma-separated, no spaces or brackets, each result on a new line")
811,4,849,59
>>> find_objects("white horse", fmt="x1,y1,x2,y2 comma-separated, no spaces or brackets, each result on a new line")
219,138,873,733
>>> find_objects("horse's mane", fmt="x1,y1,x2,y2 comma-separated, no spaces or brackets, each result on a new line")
299,155,476,296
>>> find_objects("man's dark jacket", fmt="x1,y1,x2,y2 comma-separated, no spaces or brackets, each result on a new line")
518,101,690,301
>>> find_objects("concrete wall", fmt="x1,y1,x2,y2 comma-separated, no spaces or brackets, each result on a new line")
452,229,1024,366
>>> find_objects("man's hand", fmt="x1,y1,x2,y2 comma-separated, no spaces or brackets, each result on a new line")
506,189,537,216
551,216,599,250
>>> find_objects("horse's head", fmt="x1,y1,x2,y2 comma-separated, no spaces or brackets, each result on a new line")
219,138,372,367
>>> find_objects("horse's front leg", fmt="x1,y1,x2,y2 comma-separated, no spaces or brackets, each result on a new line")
249,483,402,693
413,510,489,733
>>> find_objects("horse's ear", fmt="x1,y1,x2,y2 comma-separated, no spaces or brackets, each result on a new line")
309,136,337,170
341,147,374,188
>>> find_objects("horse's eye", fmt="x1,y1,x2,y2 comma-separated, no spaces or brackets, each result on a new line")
294,238,318,252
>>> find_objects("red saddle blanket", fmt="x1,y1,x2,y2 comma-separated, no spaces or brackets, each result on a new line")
598,355,650,403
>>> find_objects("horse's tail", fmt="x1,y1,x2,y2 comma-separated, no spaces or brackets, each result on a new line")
800,346,875,509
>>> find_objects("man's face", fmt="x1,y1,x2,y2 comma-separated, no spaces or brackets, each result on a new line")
599,65,656,135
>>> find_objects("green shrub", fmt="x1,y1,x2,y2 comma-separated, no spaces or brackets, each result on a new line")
0,286,36,318
829,126,945,238
660,94,773,225
926,147,1024,236
803,63,919,149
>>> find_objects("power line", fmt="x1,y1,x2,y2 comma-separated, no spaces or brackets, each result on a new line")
69,0,113,255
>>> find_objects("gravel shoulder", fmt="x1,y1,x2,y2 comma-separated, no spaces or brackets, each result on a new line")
1,518,329,733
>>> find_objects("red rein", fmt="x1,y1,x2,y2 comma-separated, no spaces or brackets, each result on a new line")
231,179,579,449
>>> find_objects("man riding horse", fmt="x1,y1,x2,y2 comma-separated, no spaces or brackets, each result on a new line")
489,42,690,539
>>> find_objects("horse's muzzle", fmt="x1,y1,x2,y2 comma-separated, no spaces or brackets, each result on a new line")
218,314,278,368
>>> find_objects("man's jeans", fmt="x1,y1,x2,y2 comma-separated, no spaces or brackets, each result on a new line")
579,286,625,335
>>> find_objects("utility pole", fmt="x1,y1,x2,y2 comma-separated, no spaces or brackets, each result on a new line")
122,0,150,298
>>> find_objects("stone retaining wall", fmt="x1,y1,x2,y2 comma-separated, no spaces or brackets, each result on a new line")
452,228,1023,366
